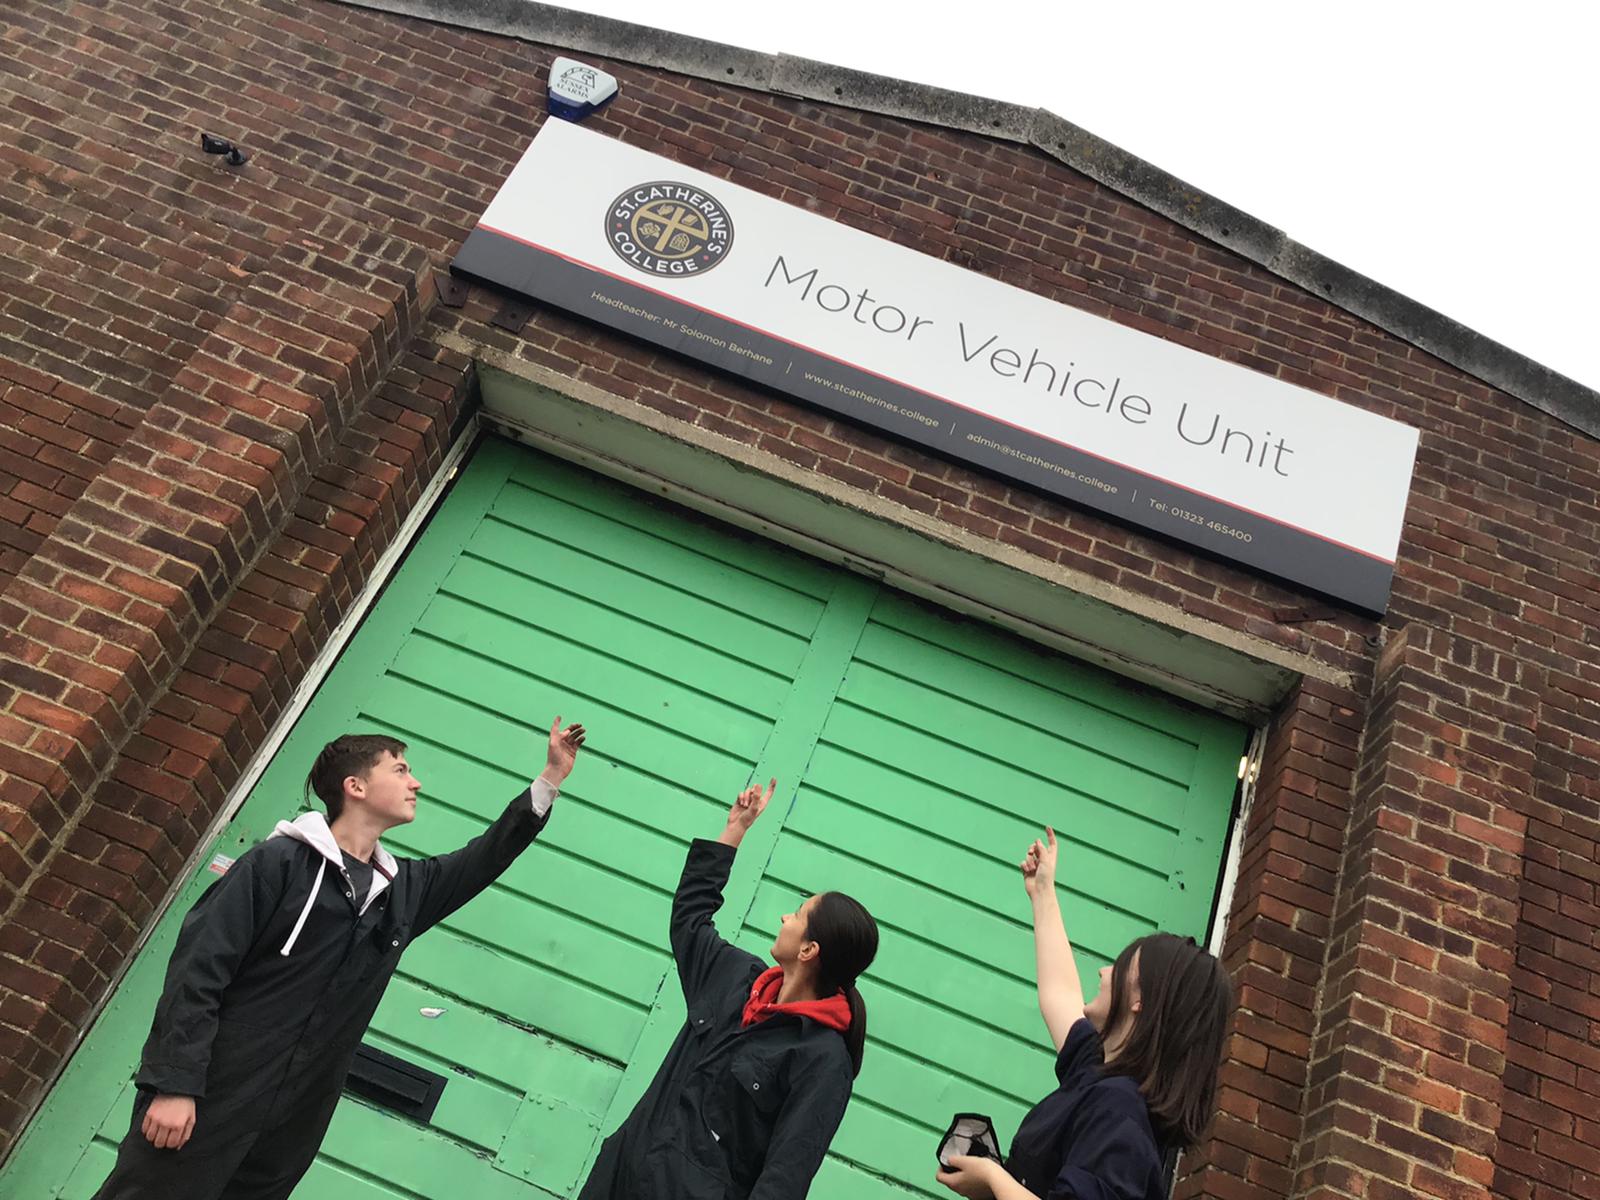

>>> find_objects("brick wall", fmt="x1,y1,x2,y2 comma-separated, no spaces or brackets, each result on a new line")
0,313,472,1136
1495,735,1600,1197
1291,625,1536,1200
1167,677,1365,1200
0,1,1596,1195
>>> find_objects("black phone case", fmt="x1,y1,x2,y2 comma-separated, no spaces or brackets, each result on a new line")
936,1111,1001,1170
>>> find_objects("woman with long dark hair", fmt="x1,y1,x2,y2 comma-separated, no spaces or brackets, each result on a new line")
579,779,879,1200
937,828,1233,1200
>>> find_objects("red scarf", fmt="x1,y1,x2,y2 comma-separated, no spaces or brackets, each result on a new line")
740,966,852,1032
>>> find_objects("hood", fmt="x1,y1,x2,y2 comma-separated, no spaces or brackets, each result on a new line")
266,812,397,955
269,811,399,877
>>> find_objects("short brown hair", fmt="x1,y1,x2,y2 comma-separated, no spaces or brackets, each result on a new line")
304,734,407,822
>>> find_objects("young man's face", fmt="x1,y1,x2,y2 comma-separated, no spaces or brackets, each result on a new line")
344,750,421,827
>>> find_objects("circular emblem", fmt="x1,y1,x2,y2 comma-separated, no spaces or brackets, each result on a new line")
605,181,734,277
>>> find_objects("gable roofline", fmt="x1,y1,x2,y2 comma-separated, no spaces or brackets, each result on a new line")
342,0,1600,438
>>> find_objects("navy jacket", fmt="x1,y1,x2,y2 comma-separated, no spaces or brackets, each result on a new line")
1006,1018,1166,1200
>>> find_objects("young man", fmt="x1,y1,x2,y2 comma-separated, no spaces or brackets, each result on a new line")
91,716,586,1200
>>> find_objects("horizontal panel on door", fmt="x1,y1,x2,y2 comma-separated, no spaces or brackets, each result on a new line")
448,526,818,681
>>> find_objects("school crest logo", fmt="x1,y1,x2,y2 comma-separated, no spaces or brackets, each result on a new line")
605,182,734,277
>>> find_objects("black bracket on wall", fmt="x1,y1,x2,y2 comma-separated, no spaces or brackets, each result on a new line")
343,1043,448,1123
438,273,470,309
489,296,535,334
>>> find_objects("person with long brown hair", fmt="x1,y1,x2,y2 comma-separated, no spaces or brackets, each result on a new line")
937,828,1233,1200
579,778,879,1200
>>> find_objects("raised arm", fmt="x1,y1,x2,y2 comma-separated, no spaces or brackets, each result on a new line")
716,778,775,851
1021,827,1084,1052
411,717,584,934
670,779,775,1003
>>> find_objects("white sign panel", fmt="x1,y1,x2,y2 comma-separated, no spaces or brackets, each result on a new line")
455,120,1420,612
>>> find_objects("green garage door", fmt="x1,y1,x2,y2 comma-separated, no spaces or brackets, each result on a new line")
2,436,1245,1199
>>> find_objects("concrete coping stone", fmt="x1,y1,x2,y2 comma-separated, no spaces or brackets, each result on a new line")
341,0,1599,438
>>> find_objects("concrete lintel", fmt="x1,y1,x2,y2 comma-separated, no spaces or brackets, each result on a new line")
450,332,1348,719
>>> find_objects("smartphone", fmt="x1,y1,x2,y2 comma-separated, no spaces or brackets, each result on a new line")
937,1112,1001,1171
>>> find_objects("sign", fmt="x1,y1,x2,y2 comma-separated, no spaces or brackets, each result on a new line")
453,121,1420,613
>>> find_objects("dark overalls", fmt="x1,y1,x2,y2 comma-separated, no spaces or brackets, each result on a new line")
92,788,550,1200
579,839,853,1200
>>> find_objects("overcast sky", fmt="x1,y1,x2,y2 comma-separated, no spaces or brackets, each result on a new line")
561,1,1598,393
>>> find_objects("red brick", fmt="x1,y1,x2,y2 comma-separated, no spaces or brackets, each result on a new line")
0,11,1596,1198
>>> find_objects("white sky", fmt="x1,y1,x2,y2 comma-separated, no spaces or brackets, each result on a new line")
561,0,1599,393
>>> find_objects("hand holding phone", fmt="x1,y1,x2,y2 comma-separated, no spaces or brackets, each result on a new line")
937,1112,1000,1171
